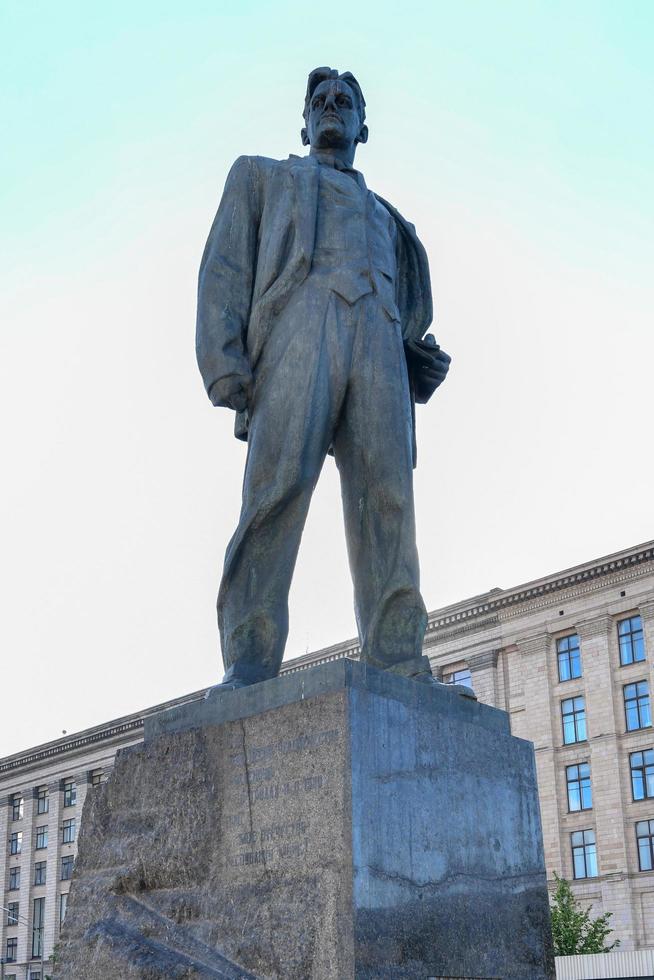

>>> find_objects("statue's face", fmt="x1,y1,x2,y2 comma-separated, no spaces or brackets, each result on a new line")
305,79,364,149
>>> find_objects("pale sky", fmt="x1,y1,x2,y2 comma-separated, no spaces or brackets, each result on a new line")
1,1,652,756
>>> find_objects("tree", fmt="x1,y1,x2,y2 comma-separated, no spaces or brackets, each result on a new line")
550,873,620,955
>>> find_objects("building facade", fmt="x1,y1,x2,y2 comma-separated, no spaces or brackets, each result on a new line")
1,539,653,975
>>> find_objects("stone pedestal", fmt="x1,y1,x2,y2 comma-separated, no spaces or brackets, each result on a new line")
54,660,555,979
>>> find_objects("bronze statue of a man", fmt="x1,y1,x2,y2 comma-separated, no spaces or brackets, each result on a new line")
197,67,473,698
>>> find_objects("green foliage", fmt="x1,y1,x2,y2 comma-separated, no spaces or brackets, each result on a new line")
550,873,620,956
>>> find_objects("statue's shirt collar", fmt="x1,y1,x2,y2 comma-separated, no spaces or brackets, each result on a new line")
290,153,367,191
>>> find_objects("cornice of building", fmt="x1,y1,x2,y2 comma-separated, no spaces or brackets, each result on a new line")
279,638,360,672
0,687,207,779
423,615,501,646
424,540,654,636
0,717,144,781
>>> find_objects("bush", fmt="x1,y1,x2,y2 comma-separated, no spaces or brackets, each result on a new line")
550,873,620,955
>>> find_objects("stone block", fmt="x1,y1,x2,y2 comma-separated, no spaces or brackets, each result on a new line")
54,660,554,979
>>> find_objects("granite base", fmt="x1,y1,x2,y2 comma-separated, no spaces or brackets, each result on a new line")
54,659,554,979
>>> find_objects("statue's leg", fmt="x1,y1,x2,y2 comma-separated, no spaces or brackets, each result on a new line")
333,300,428,670
216,287,350,688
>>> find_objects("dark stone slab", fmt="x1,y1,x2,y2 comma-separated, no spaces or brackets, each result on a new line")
144,658,509,740
348,681,553,978
55,661,554,979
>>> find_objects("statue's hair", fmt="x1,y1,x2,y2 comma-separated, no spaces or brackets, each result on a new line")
303,67,366,125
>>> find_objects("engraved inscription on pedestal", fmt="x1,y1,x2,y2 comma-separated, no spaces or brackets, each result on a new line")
222,727,339,869
209,693,354,979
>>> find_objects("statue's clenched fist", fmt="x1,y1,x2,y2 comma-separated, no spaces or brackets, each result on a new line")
419,344,451,392
406,334,452,405
209,371,253,412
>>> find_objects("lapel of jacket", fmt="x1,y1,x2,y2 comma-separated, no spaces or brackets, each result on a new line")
375,193,433,342
287,155,320,273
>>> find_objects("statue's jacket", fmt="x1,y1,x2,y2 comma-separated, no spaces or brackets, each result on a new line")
196,154,434,455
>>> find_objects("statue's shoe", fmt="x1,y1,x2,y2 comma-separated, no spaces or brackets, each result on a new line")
204,677,252,699
385,655,477,700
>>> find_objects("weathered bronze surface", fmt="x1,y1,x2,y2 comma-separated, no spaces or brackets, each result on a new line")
196,68,455,691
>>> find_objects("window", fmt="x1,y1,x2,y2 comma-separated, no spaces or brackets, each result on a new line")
624,681,651,731
619,615,645,665
11,793,23,821
90,768,104,786
36,785,49,815
30,973,41,980
9,866,21,890
6,936,17,961
63,778,77,807
6,902,19,926
557,634,582,682
562,696,587,743
34,860,47,886
444,667,473,688
61,854,74,880
59,891,69,928
571,829,598,878
62,817,76,843
566,763,592,811
35,824,48,850
636,819,654,871
9,831,22,855
32,897,44,959
631,749,654,801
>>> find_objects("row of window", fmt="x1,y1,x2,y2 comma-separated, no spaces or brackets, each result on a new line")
7,770,106,825
571,820,654,878
8,819,76,855
564,749,654,812
5,855,74,896
9,778,85,823
442,617,645,694
557,615,646,684
561,679,651,744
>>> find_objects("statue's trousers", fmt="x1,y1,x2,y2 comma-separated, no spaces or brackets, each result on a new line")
218,276,428,684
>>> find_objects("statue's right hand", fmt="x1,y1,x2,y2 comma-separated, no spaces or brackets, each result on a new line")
209,371,253,412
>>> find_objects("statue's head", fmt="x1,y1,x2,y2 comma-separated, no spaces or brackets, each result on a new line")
301,67,368,150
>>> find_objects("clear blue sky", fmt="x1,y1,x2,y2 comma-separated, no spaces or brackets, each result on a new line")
1,1,652,754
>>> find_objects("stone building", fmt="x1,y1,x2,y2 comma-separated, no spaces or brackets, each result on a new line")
1,539,653,975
